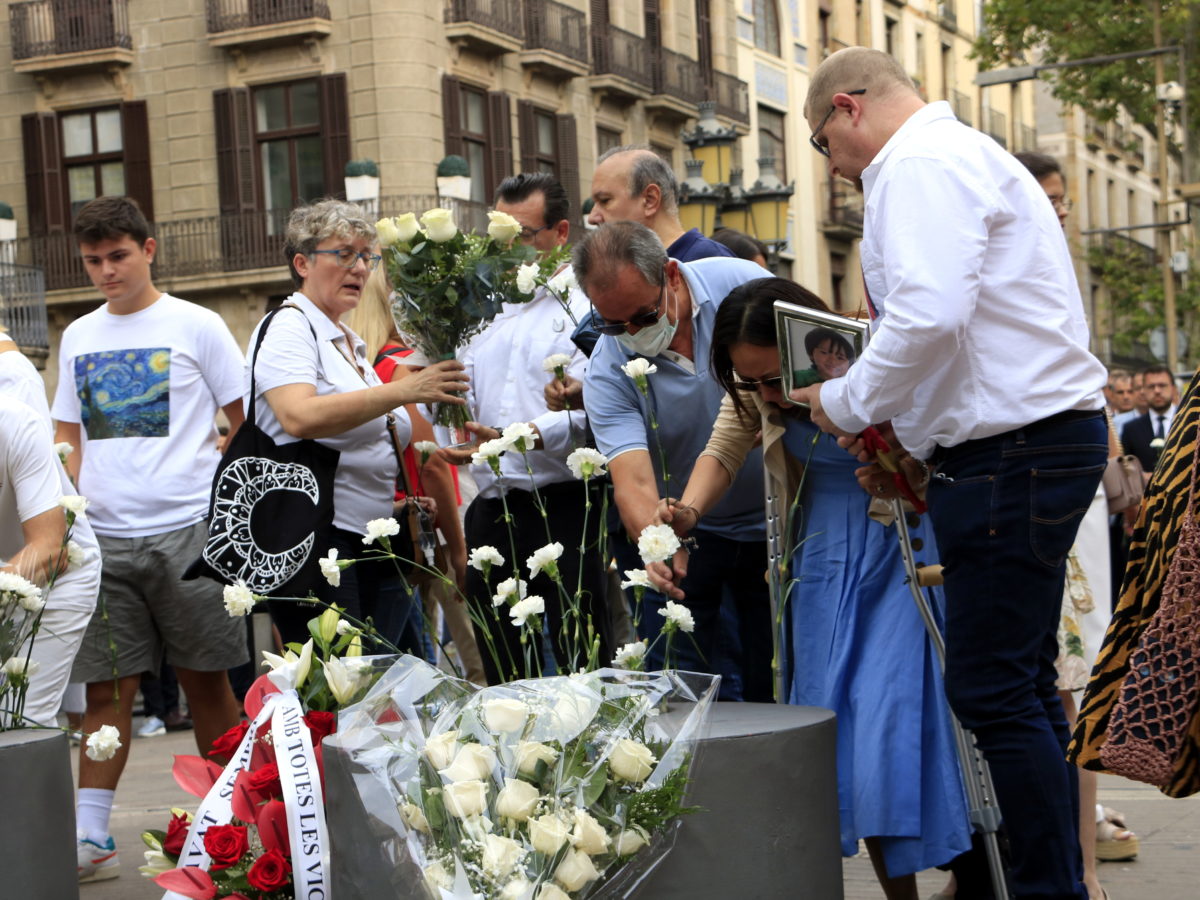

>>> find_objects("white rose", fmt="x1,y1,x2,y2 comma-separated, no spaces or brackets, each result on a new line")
515,740,559,776
637,522,681,564
536,885,571,900
319,548,342,587
374,216,400,247
495,777,540,821
483,698,530,733
58,494,88,516
509,595,545,627
66,540,85,570
394,212,421,243
440,742,497,782
501,877,532,900
420,208,458,242
222,581,257,617
547,268,576,296
660,600,695,633
425,730,460,770
620,358,657,380
612,640,647,669
487,210,523,244
424,859,454,890
525,542,563,579
362,517,401,545
442,779,488,817
529,812,571,855
608,738,656,783
84,724,122,761
565,447,608,480
2,657,39,679
542,352,573,373
469,546,505,572
620,569,652,590
571,809,611,855
516,262,540,294
554,848,601,892
613,826,649,856
400,800,430,834
481,832,526,876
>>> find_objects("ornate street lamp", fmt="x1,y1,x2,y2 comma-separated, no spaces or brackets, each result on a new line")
746,157,794,269
677,159,721,236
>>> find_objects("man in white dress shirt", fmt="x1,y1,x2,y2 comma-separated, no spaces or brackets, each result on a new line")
793,48,1107,900
441,174,609,682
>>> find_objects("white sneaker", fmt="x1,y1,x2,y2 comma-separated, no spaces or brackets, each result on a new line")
137,715,166,738
77,831,119,882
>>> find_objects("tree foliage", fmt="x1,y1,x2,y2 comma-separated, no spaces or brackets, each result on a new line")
973,0,1196,136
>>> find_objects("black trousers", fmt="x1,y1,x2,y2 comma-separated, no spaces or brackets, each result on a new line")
465,479,610,683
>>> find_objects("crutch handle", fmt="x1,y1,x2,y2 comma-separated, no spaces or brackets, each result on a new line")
916,564,944,587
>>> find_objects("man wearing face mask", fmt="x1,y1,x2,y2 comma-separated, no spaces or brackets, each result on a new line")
573,221,773,698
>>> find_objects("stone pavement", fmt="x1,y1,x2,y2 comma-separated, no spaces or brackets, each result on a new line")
75,718,1200,900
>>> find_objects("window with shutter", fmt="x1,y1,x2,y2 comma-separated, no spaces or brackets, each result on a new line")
121,100,154,221
486,91,513,201
442,74,464,160
22,112,64,235
555,114,580,231
320,73,350,199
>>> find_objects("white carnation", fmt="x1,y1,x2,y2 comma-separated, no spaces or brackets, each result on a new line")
66,540,85,570
58,494,88,516
547,268,576,296
659,600,695,633
493,577,528,607
620,358,657,380
222,581,257,617
469,546,505,571
502,421,536,451
542,352,573,373
54,441,74,462
637,522,681,564
526,542,563,579
319,548,342,587
509,595,545,627
472,437,513,464
620,569,652,590
2,657,39,679
566,447,608,480
612,640,648,668
362,517,401,545
84,724,122,761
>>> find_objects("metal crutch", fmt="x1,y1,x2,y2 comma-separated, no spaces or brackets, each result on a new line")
892,500,1010,900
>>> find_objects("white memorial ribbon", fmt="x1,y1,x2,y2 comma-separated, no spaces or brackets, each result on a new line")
271,690,331,900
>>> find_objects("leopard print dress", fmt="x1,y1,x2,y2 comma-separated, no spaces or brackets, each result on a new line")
1067,367,1200,797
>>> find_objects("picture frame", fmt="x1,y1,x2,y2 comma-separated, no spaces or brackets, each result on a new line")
774,301,870,408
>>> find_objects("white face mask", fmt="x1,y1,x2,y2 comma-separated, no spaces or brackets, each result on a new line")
614,282,677,357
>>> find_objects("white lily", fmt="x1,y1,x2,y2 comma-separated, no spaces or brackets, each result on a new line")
262,638,314,691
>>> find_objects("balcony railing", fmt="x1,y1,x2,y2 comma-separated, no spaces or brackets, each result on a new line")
522,0,586,64
592,24,652,89
823,179,864,237
14,197,489,293
653,48,703,104
1098,232,1156,268
445,0,524,42
206,0,330,33
10,0,130,59
950,89,972,126
984,106,1007,148
1016,123,1036,152
708,70,750,125
0,263,49,355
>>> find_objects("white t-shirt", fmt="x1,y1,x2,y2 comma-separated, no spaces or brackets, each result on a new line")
51,294,245,538
246,293,411,535
1,395,100,591
0,337,50,423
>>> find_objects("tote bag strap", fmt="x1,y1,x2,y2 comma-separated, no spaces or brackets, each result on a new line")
246,304,320,427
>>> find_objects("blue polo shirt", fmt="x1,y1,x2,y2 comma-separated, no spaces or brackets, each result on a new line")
585,256,770,541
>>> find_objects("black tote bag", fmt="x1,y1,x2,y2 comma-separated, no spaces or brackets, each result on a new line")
184,305,340,597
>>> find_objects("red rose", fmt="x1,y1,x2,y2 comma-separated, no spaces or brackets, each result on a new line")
202,824,248,870
246,847,292,892
162,813,191,857
208,720,250,760
304,710,336,746
247,761,282,797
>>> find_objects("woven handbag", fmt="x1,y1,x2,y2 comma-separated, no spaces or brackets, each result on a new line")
1100,433,1200,786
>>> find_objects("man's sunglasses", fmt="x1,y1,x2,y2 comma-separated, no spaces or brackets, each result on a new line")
809,88,866,157
594,280,666,336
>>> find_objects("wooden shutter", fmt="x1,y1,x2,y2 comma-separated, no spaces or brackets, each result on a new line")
442,74,464,159
695,0,714,87
320,73,351,199
555,113,581,236
21,112,64,234
120,100,154,221
213,87,258,214
486,91,513,199
517,100,538,173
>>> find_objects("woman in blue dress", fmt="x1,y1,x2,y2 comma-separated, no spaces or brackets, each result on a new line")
656,278,972,897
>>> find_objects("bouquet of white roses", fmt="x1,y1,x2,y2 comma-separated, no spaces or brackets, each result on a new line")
378,207,539,435
327,657,718,899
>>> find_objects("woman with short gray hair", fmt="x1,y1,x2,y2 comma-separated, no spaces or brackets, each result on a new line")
247,198,466,643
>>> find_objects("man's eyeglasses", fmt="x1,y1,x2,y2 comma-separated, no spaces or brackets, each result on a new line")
809,88,866,158
594,279,666,336
310,248,382,270
731,375,784,391
1050,196,1073,213
519,224,550,241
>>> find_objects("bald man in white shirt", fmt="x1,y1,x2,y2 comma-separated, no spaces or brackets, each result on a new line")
793,48,1107,900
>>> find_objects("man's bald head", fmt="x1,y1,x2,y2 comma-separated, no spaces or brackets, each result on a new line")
804,47,918,120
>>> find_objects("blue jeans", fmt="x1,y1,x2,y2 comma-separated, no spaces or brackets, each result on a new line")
927,412,1106,900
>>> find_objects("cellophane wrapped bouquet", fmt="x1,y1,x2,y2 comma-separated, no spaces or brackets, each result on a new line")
327,657,718,899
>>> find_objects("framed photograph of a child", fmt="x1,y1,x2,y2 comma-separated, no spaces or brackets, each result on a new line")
774,302,870,409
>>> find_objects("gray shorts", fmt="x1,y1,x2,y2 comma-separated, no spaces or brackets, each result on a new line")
71,520,250,683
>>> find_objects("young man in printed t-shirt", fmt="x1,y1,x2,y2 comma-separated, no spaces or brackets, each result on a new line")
52,196,249,883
